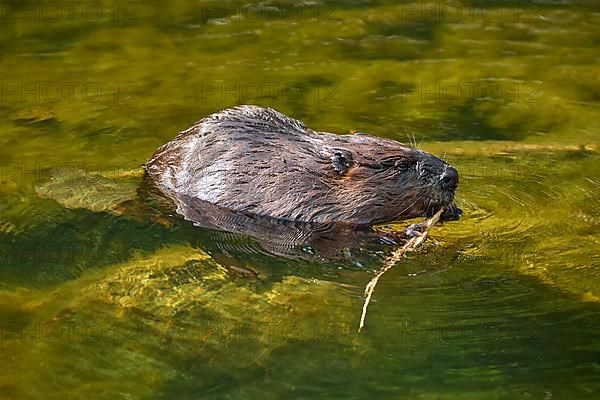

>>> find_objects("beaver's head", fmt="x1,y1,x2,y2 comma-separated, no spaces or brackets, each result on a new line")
321,134,461,224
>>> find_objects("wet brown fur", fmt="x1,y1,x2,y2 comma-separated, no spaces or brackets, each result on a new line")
144,105,459,226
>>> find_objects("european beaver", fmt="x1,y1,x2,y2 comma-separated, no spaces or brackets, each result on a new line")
144,105,460,228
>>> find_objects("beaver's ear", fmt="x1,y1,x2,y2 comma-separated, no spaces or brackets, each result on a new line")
330,149,354,175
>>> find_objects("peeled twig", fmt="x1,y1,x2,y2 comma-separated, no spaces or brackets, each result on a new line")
358,209,443,332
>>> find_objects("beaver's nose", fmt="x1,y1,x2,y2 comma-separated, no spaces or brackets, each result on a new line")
440,166,458,188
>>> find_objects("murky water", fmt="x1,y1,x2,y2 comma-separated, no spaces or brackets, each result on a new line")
1,1,599,399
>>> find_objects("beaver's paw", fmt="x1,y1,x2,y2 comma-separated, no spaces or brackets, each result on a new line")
405,223,425,237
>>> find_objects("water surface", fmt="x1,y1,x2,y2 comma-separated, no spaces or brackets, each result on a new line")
0,1,599,399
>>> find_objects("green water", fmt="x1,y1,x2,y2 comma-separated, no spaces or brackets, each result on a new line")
1,0,599,399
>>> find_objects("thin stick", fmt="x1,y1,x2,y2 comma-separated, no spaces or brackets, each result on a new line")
358,209,443,332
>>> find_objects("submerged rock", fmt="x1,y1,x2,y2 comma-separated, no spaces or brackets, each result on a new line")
34,168,141,213
1,244,358,399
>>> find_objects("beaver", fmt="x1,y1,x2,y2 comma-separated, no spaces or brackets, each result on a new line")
144,105,460,229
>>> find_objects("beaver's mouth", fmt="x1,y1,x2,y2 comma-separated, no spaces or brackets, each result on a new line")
425,202,461,220
424,190,461,221
439,203,462,221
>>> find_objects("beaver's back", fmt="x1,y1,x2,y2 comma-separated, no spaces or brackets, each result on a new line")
145,106,353,222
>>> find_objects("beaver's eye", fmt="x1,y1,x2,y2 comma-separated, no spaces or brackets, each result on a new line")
331,149,354,175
